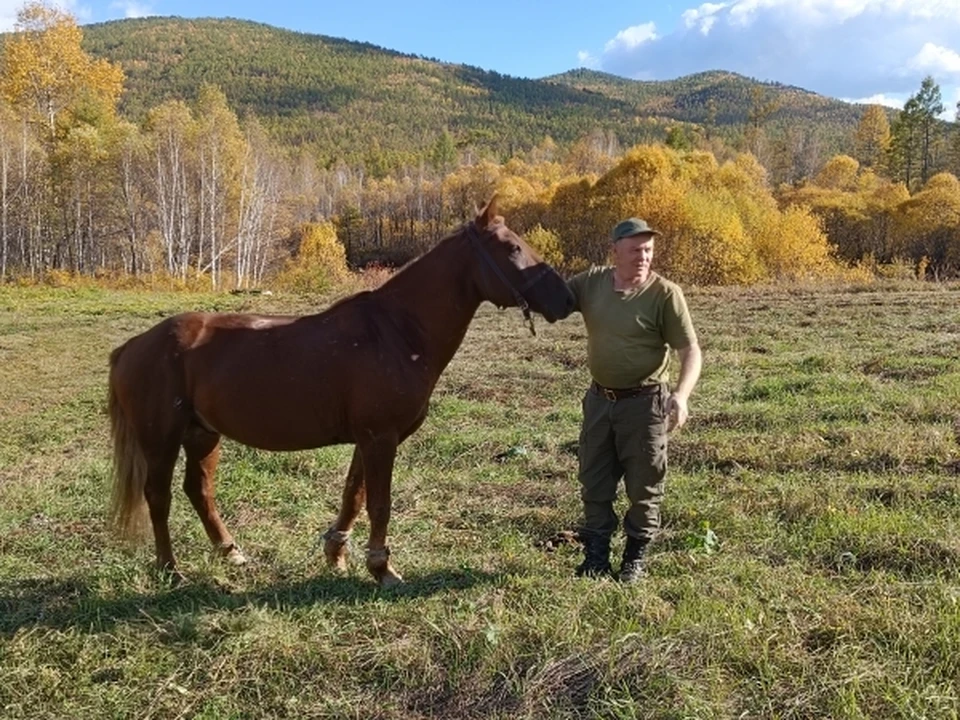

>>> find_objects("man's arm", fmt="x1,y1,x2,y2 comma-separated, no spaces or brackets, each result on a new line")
666,343,702,431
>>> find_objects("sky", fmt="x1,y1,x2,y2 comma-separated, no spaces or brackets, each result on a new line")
2,0,959,117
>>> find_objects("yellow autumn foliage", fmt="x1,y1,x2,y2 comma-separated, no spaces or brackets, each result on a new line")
274,221,350,292
544,144,839,284
524,225,564,267
894,172,960,278
0,2,124,134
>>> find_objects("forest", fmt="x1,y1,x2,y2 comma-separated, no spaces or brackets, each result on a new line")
0,3,958,287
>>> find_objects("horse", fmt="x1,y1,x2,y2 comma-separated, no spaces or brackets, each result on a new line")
107,198,575,587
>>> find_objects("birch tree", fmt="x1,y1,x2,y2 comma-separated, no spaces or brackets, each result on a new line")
145,100,194,279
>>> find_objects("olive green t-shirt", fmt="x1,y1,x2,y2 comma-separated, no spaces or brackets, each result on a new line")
567,267,697,388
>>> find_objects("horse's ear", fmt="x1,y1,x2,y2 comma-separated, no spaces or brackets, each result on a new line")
476,195,499,229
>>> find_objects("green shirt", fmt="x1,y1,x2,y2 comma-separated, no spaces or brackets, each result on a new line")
567,267,697,388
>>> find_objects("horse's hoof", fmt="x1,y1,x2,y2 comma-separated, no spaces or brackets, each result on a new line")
378,569,404,588
225,546,248,566
324,542,349,572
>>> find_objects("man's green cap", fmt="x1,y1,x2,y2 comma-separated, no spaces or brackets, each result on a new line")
611,217,660,242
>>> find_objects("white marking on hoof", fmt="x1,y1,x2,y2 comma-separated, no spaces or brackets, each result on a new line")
225,546,248,566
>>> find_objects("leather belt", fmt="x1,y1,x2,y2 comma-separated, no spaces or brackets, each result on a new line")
591,381,660,402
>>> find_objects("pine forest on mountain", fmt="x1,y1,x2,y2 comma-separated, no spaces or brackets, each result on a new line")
1,4,959,287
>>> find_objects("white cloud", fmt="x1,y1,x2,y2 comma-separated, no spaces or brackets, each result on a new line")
594,0,960,103
110,1,153,18
842,93,905,109
0,0,80,31
577,50,600,69
946,86,960,119
683,3,728,34
604,23,658,53
909,42,960,76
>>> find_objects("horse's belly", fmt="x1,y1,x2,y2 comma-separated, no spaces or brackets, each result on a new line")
193,382,347,451
193,380,425,452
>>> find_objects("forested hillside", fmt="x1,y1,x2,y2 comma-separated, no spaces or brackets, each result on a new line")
77,17,660,168
548,69,863,145
73,17,863,168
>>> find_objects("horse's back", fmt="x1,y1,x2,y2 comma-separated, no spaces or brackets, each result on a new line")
108,300,432,451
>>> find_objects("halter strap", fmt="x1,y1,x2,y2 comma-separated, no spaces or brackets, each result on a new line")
466,223,548,336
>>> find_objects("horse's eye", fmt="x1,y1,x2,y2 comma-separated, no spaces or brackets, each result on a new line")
508,244,522,257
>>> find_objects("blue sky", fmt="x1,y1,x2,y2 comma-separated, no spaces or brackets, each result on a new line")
4,1,959,115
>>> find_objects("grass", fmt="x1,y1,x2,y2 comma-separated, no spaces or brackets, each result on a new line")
0,282,959,719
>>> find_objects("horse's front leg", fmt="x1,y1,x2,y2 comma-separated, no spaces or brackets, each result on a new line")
323,446,365,572
358,432,402,587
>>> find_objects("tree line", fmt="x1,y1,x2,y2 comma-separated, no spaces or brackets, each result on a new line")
0,2,958,286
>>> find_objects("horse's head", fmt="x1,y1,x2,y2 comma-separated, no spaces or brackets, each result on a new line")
467,197,575,324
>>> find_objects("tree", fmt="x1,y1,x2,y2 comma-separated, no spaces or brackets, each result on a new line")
889,97,922,189
194,84,244,288
914,76,945,185
111,119,149,274
0,1,125,275
744,86,779,163
275,221,348,291
853,105,891,172
429,129,457,172
949,101,960,179
703,98,718,141
524,224,564,267
665,126,693,151
895,172,960,279
0,2,123,140
235,117,284,289
145,100,195,279
813,155,860,191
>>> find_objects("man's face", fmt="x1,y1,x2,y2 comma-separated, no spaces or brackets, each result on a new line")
613,234,655,275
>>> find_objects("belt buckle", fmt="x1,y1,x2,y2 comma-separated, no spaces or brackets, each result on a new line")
601,387,617,402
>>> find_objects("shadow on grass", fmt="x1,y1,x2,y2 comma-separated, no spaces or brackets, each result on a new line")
0,566,508,637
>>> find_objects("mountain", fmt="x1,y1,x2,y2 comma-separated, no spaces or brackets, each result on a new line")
545,69,863,129
73,17,863,166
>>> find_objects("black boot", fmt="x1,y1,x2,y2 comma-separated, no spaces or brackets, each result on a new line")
619,535,648,583
575,532,612,578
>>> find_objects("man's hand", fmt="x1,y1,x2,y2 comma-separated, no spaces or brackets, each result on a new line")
666,392,689,432
668,343,702,432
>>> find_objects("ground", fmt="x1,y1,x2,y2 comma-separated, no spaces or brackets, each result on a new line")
0,282,958,718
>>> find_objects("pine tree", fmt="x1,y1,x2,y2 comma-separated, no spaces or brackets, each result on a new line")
914,76,945,185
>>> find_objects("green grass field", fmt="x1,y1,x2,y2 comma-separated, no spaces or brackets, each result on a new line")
1,282,958,719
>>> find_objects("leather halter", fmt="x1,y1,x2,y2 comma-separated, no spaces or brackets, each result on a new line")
466,222,551,336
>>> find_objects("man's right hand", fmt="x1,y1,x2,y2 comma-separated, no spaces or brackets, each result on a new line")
666,392,689,432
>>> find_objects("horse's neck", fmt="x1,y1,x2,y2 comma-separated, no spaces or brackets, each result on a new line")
377,233,481,375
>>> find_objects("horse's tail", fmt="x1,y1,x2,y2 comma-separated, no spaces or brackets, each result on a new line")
108,342,148,539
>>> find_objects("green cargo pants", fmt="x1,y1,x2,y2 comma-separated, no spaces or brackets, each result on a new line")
578,382,669,541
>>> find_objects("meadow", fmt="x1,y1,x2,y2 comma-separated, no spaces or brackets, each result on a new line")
0,281,958,719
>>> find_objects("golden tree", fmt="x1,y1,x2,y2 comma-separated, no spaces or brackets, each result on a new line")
0,2,123,138
275,221,349,292
853,105,891,172
895,172,960,278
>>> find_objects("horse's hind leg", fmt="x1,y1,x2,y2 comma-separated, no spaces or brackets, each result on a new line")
143,445,182,575
324,446,365,572
182,425,246,566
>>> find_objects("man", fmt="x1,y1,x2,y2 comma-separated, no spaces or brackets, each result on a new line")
566,217,702,582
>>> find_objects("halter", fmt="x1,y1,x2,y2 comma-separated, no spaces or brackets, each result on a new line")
467,222,551,336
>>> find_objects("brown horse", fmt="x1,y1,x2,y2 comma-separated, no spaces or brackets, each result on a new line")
108,198,575,586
